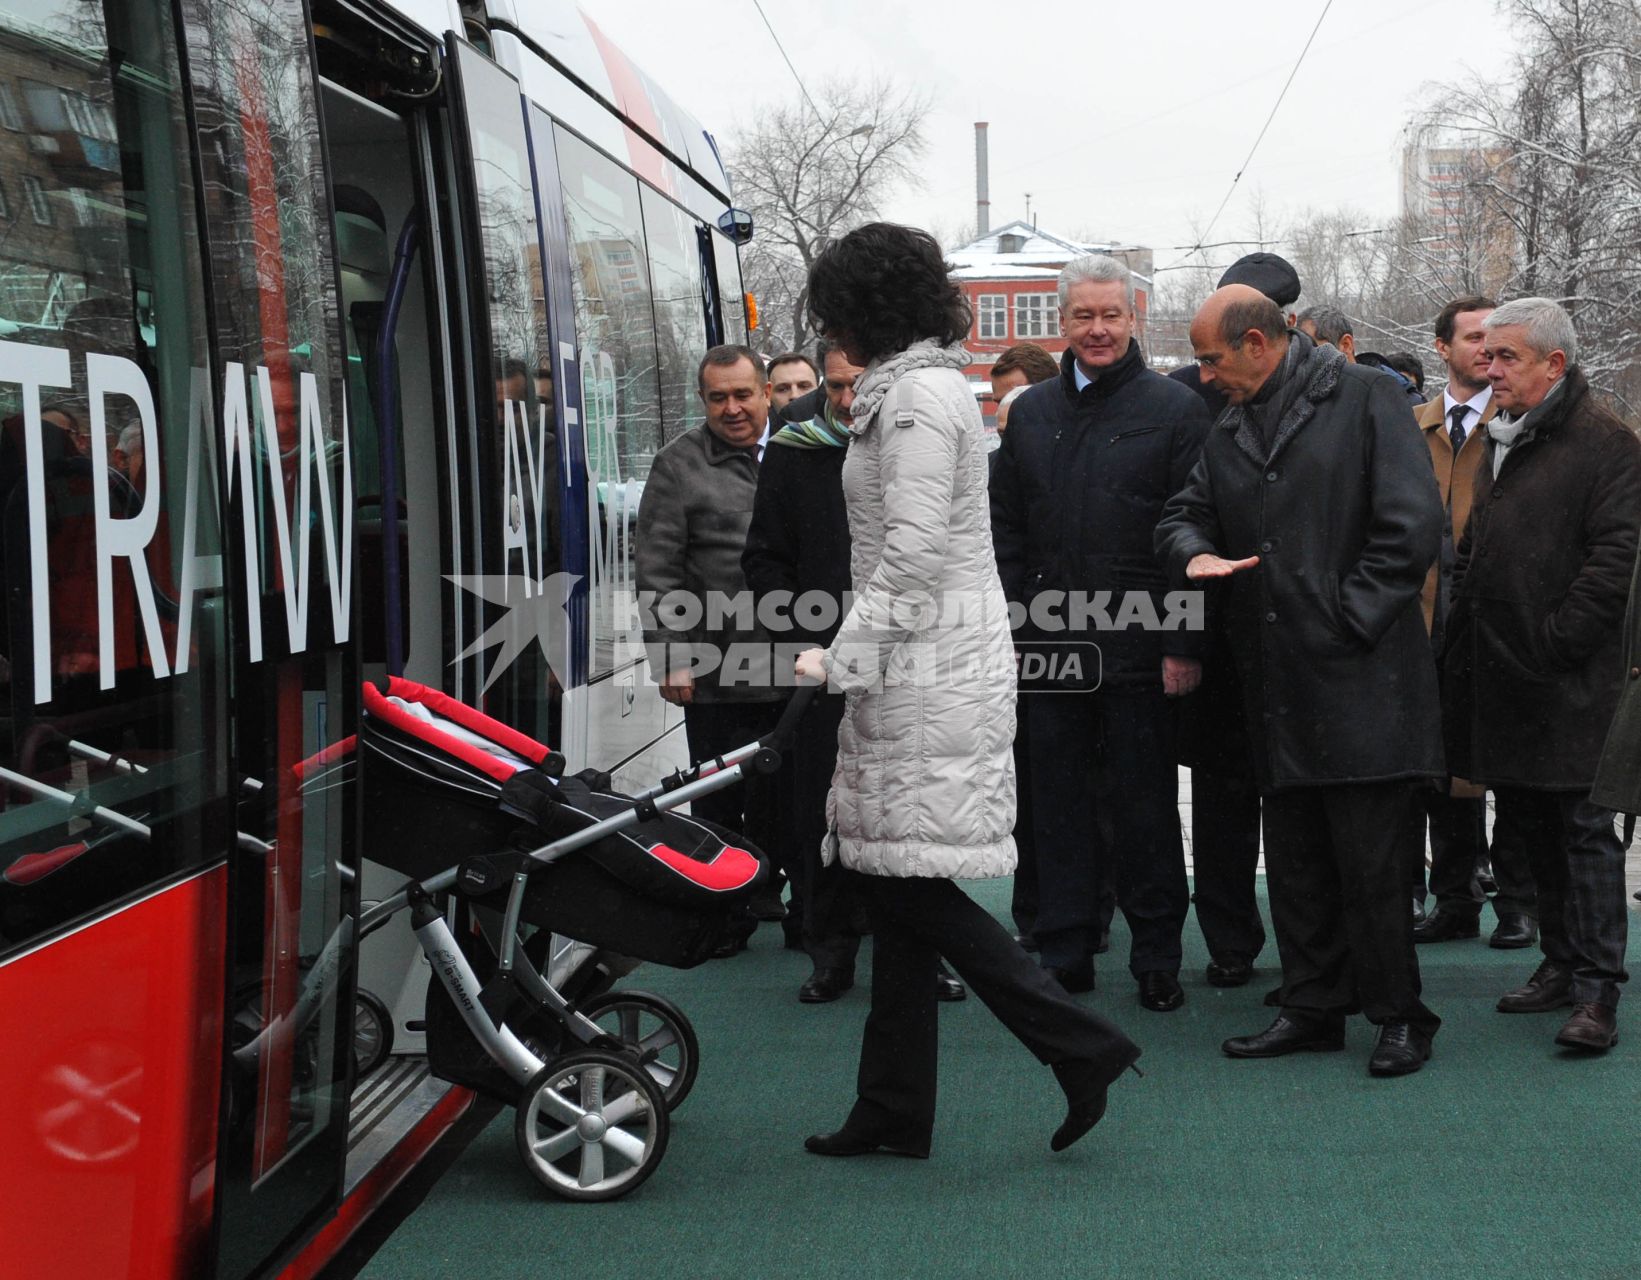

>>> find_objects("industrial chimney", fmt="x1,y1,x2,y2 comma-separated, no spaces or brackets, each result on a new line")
974,121,990,237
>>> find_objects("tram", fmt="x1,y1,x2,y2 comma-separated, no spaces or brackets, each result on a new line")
0,0,751,1274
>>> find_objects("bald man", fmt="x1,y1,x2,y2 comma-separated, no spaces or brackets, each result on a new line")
1156,285,1447,1078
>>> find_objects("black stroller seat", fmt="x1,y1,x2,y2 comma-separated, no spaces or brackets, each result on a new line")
360,676,768,966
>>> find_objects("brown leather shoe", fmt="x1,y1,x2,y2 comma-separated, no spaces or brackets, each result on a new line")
1555,1002,1618,1051
1496,959,1574,1013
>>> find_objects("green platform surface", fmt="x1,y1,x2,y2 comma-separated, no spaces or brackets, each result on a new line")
355,879,1641,1280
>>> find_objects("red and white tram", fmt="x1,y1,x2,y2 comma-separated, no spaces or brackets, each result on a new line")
0,0,749,1273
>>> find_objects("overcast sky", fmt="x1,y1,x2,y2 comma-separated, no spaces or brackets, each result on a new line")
588,0,1518,271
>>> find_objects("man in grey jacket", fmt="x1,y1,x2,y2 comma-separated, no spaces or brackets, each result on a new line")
637,345,784,926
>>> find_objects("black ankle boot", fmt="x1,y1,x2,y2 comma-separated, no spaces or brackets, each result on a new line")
1050,1057,1140,1152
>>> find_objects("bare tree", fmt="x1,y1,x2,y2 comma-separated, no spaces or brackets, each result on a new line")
1410,0,1641,411
726,79,930,352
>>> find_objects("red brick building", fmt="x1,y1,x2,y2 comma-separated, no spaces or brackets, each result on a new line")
948,220,1153,406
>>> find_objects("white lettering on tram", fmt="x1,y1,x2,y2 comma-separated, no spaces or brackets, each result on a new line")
500,395,552,596
171,367,223,676
0,340,353,703
0,340,72,704
87,353,170,689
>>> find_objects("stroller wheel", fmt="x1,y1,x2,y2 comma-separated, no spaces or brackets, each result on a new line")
579,990,700,1112
515,1049,669,1201
353,989,394,1080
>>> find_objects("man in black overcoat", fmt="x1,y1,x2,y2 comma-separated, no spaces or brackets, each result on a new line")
1167,252,1303,988
1442,296,1640,1052
992,254,1211,1011
1156,285,1447,1077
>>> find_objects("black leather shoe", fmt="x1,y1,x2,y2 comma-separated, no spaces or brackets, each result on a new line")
1262,985,1283,1007
1049,1057,1135,1152
804,1129,928,1159
1411,896,1427,924
1413,909,1481,944
798,968,854,1004
1138,971,1185,1012
1497,959,1574,1012
709,932,750,959
1555,1001,1618,1051
934,971,967,1002
1206,956,1254,988
1489,913,1537,949
1223,1013,1346,1058
1043,960,1095,994
1476,862,1498,895
1368,1021,1432,1076
1014,932,1039,953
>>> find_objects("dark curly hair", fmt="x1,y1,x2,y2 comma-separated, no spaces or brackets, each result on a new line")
806,223,971,364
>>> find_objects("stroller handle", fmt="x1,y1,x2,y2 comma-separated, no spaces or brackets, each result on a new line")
761,679,821,753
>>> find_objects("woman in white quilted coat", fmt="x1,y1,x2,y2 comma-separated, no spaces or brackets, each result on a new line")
794,224,1141,1159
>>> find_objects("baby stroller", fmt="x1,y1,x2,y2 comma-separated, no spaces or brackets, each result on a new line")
357,676,810,1200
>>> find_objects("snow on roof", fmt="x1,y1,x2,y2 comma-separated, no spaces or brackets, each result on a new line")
949,263,1062,281
947,219,1116,267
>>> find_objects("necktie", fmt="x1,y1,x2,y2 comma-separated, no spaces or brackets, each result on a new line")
1448,404,1469,452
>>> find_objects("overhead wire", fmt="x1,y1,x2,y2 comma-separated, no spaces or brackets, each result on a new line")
750,0,823,122
1155,0,1334,276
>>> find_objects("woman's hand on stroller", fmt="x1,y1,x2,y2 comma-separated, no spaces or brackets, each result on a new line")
794,648,828,685
660,667,695,706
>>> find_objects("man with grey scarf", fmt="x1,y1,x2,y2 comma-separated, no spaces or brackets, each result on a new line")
1157,285,1447,1078
1441,297,1641,1053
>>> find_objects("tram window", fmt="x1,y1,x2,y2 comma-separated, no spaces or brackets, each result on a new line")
640,185,709,439
452,43,562,744
555,124,663,679
0,0,229,958
712,230,748,346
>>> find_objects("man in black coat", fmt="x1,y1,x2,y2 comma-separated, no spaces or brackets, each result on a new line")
1168,252,1302,988
742,347,861,1001
1156,285,1446,1077
1442,297,1641,1052
992,255,1211,1011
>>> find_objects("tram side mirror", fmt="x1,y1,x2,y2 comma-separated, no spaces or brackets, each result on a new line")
718,207,754,245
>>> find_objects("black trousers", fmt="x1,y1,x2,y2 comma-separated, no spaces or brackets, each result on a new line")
1493,788,1628,1008
1420,789,1538,920
1262,781,1440,1035
1011,693,1117,942
1009,693,1038,938
1486,803,1538,919
684,701,783,882
1190,764,1266,963
785,692,861,971
845,873,1141,1151
1028,690,1188,976
1419,789,1487,914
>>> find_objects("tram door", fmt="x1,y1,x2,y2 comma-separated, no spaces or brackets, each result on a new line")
309,4,477,1057
189,2,359,1275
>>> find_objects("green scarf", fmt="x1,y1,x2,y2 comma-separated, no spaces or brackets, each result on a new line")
772,402,850,449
